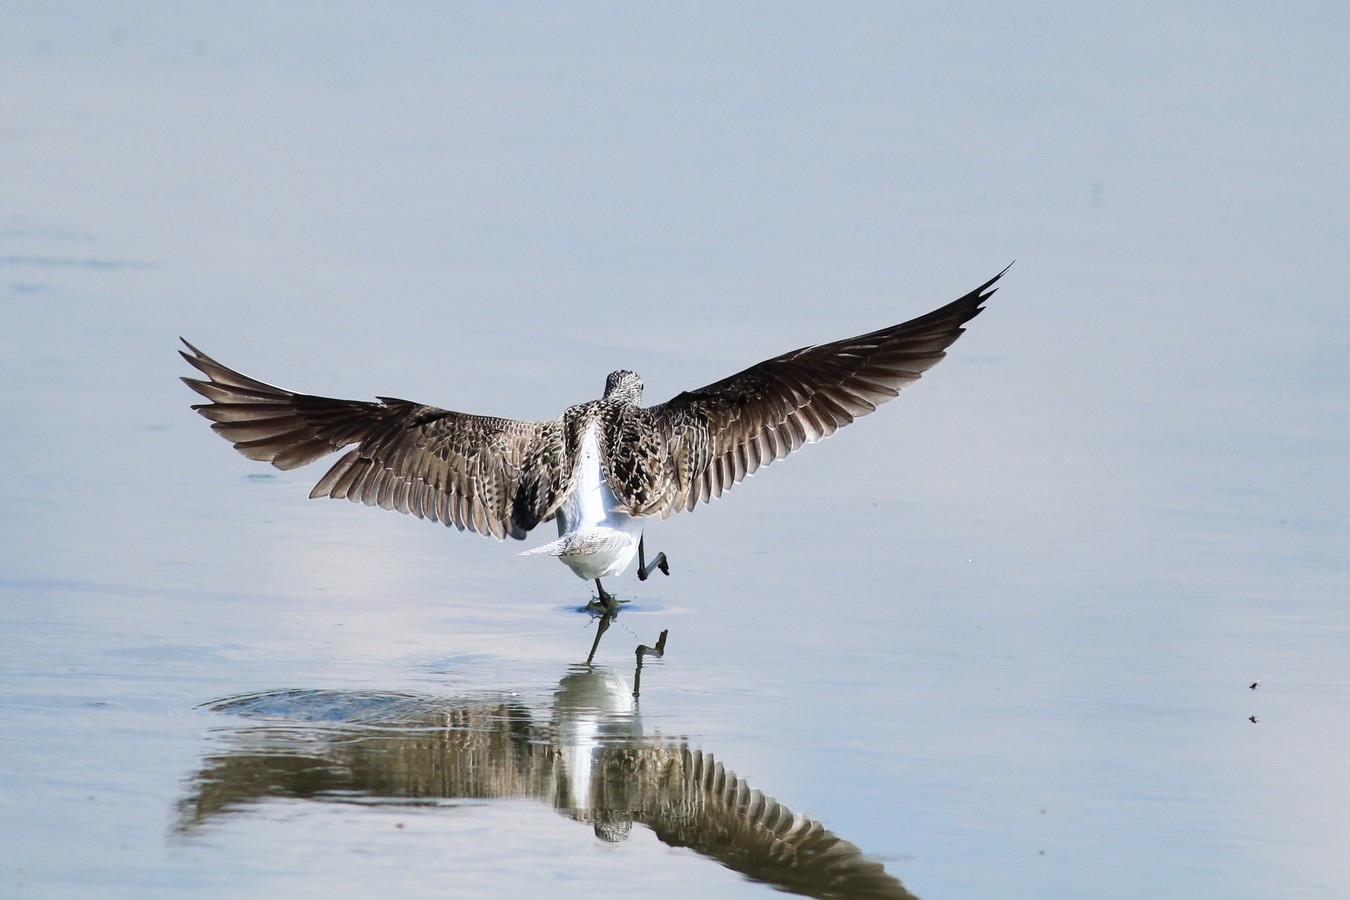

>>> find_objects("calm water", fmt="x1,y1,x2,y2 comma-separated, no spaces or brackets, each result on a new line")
2,6,1348,898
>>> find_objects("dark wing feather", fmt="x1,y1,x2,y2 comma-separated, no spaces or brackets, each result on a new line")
179,340,563,540
635,267,1006,516
633,748,917,899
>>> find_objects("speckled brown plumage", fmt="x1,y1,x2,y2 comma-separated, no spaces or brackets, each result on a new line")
181,266,1005,544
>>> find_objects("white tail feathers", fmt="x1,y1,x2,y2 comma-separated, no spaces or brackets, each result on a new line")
519,529,633,558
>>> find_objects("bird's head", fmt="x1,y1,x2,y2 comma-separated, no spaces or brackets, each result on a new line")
603,370,643,404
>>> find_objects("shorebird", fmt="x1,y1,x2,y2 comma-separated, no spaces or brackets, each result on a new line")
181,267,1005,613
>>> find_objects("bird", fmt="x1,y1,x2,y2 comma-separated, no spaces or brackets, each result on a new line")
181,266,1006,612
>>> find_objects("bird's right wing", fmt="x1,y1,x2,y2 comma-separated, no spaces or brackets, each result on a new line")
180,341,566,540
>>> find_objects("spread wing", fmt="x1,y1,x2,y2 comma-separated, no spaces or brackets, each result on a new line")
626,267,1006,517
179,341,566,540
634,748,917,899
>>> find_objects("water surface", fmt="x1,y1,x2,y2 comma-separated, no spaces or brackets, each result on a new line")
2,5,1348,898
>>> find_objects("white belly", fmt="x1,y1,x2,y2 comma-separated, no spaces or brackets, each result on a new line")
520,422,643,580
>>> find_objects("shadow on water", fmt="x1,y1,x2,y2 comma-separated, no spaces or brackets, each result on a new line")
177,665,916,900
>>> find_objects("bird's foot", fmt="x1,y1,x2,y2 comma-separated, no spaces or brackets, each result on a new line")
587,579,625,617
638,552,669,581
584,599,627,620
637,629,667,663
637,536,670,582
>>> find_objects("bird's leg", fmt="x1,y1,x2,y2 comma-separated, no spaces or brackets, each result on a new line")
632,629,669,698
584,580,623,664
585,608,613,666
590,578,621,616
637,535,670,581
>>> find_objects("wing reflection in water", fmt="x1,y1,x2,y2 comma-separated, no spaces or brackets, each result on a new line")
178,666,916,899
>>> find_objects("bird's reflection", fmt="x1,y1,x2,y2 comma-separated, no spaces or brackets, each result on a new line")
178,666,915,899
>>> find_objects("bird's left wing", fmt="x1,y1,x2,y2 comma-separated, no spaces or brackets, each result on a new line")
180,341,566,540
617,267,1006,517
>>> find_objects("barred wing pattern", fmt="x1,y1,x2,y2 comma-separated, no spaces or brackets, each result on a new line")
180,341,565,540
637,747,917,898
629,267,1006,517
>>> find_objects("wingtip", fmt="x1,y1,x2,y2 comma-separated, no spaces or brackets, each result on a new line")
984,261,1014,291
178,339,218,379
969,261,1014,308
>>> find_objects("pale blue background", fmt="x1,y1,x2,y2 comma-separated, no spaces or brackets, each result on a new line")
2,4,1347,897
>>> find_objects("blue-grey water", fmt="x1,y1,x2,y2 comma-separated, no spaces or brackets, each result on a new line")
2,5,1348,898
